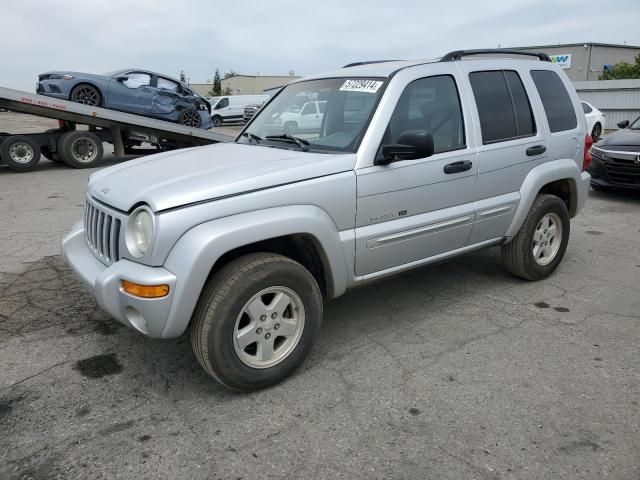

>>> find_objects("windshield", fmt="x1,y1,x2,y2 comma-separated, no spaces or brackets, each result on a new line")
237,77,386,153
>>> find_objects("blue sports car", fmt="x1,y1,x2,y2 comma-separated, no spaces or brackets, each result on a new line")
37,69,212,129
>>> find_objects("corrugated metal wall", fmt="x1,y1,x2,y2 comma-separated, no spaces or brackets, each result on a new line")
574,79,640,130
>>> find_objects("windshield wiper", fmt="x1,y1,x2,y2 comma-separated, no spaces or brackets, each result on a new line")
240,132,262,144
264,134,309,151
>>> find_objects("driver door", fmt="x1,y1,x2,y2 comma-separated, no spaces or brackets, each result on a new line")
107,72,155,114
355,71,478,276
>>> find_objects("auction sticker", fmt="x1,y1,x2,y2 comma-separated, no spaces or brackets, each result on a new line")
339,79,383,94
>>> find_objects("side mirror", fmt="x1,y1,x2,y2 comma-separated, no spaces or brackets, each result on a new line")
377,130,435,165
617,120,630,129
116,76,129,83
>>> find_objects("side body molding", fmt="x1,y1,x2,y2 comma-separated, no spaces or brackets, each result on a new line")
505,158,585,239
161,205,352,338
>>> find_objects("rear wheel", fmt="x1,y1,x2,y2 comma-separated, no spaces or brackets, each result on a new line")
284,121,298,134
70,84,101,106
179,109,202,128
591,123,602,143
58,131,104,168
212,115,222,127
191,253,323,391
1,135,41,172
502,194,570,281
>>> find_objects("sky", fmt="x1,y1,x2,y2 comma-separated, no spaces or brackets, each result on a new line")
2,0,639,91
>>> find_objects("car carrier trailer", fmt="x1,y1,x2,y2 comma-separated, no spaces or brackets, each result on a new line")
0,86,232,172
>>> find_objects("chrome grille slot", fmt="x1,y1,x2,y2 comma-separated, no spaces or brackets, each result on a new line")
84,199,122,266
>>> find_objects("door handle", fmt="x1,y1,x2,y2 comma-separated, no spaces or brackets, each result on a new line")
526,145,546,156
443,160,472,174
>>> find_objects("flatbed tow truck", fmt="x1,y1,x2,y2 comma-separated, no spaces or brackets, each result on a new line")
0,87,232,172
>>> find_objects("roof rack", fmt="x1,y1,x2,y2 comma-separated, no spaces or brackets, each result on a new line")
441,49,551,62
342,60,400,68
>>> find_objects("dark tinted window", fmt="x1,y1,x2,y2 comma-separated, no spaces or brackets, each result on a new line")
215,97,229,109
385,75,465,154
581,102,592,114
531,70,577,132
469,70,535,144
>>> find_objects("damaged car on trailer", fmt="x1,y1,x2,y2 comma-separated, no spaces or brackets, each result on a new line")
37,69,212,128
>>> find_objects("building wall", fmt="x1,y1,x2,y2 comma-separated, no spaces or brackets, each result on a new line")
516,44,640,81
222,75,301,95
574,79,640,130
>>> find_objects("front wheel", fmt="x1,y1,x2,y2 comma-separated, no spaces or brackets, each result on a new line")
591,123,602,143
211,115,222,127
191,253,323,391
70,84,102,106
502,194,570,281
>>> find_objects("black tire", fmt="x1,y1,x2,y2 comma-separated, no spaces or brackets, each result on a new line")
58,131,104,168
591,123,602,143
1,135,41,172
212,115,222,127
179,109,202,128
501,194,570,281
284,121,298,134
70,84,102,106
191,253,323,392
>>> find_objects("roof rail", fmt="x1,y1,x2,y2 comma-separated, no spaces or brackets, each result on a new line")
342,60,400,68
441,49,551,62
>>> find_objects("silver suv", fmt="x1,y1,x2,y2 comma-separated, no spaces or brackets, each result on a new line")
63,50,592,391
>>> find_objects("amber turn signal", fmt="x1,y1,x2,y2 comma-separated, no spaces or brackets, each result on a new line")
121,280,169,298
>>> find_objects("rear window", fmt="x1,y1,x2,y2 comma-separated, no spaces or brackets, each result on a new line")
581,102,592,114
531,70,577,132
469,70,535,144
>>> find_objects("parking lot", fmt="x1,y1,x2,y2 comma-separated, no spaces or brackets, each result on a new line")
1,112,639,479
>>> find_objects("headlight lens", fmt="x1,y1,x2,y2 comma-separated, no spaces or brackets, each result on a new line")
126,207,154,257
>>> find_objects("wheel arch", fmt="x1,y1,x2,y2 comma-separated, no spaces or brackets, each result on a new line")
505,159,586,240
161,205,351,338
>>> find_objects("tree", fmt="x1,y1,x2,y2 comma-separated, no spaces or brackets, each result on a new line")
209,68,222,96
223,86,233,95
599,54,640,80
223,70,237,79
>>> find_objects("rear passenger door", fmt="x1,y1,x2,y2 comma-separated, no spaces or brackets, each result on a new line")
457,64,547,244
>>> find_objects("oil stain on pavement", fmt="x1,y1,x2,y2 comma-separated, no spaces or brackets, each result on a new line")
73,353,123,379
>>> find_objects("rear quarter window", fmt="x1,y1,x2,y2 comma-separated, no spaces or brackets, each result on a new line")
531,70,577,132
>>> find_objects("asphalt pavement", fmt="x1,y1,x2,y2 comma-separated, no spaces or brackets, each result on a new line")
1,112,639,479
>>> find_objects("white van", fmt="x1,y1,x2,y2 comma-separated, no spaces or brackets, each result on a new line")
211,95,270,127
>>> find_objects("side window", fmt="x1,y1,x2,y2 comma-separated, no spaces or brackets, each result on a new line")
530,70,577,132
385,75,465,154
318,101,327,114
469,70,535,144
301,103,317,115
581,102,592,114
215,98,229,109
123,73,151,89
157,78,179,92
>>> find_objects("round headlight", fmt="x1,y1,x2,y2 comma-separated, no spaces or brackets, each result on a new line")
126,207,154,257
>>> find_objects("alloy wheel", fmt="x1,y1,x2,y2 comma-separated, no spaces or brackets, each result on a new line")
532,212,563,266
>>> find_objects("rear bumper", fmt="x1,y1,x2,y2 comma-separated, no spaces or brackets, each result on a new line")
62,221,178,338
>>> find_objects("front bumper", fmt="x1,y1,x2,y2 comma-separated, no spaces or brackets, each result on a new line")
62,221,178,338
588,154,640,190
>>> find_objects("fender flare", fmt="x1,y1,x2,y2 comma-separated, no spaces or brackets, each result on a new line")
505,159,584,239
161,204,351,338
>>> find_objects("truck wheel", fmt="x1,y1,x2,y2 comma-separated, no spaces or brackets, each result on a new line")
212,115,222,127
502,194,570,281
191,253,323,391
58,131,104,168
1,135,41,172
70,84,102,106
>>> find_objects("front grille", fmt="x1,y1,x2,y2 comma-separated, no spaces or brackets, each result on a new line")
603,156,640,185
84,200,122,265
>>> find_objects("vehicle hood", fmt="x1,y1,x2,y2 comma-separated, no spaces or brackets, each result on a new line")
596,129,640,151
38,71,108,81
88,143,356,212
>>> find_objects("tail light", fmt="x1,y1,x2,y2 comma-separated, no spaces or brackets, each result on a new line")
583,134,593,171
58,120,66,128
